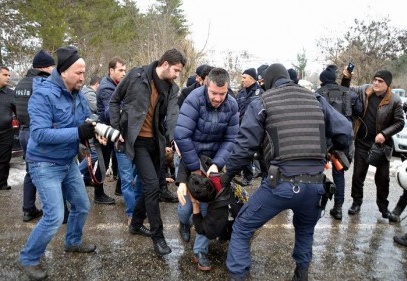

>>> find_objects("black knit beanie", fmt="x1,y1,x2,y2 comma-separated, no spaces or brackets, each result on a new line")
243,68,257,80
196,64,209,78
257,64,269,80
263,63,289,90
319,65,337,85
32,50,55,68
373,70,392,86
287,68,299,84
56,46,81,74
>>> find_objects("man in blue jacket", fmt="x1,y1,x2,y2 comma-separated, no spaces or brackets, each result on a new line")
19,46,103,281
222,63,353,281
175,67,239,271
92,56,126,204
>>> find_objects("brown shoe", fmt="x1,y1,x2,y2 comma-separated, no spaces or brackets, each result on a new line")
19,262,48,280
64,242,96,253
193,252,212,271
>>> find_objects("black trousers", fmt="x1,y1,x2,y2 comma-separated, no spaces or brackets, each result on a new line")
0,128,13,187
351,139,390,213
131,137,164,242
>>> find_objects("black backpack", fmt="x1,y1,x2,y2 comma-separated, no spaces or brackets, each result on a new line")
318,84,352,117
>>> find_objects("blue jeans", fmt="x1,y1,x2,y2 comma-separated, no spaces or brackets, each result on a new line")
173,153,181,178
20,160,90,266
178,195,209,254
226,181,323,278
116,151,142,217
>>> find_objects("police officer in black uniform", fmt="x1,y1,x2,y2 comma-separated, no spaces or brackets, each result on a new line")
0,66,15,191
14,50,56,222
222,63,353,281
315,65,357,220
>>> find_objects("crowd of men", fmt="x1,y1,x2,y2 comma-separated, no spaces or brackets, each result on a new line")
1,46,407,281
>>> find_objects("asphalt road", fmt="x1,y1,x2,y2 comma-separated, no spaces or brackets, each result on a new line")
1,156,407,281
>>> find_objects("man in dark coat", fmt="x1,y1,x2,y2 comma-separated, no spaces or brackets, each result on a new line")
344,69,404,221
0,66,15,191
109,48,186,256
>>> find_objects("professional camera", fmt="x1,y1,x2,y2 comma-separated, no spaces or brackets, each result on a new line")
86,114,120,142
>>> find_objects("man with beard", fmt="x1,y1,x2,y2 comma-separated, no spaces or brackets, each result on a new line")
109,48,186,255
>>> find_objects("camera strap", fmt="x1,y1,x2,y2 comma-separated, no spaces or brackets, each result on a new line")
84,139,106,185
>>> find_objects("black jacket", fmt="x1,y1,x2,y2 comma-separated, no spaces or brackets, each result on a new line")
109,61,179,162
177,81,200,108
14,68,50,127
0,86,15,130
193,186,242,240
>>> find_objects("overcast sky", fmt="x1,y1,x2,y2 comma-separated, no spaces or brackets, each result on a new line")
137,0,406,73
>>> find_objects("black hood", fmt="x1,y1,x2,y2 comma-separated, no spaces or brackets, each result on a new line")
263,63,289,90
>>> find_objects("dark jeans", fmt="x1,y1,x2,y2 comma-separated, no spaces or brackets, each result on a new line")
0,128,13,187
19,128,38,212
131,137,164,242
111,149,118,177
332,168,345,207
351,139,390,212
94,142,113,197
226,181,323,277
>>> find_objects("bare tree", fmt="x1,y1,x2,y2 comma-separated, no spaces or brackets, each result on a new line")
318,17,407,85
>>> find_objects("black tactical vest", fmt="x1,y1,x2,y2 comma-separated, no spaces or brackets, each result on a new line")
317,84,352,117
260,85,326,165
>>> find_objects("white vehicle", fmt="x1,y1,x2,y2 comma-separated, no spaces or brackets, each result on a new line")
393,120,407,154
392,88,407,103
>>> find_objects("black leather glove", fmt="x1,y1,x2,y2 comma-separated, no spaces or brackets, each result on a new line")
78,122,95,140
220,173,232,188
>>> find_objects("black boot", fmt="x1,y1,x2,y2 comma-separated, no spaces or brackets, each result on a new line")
391,196,407,222
115,177,122,196
159,185,178,203
329,205,342,220
292,265,308,281
394,233,407,247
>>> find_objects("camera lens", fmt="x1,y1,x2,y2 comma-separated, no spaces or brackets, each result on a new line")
94,123,120,142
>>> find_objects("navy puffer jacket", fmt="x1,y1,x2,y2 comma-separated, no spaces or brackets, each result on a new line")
175,86,239,172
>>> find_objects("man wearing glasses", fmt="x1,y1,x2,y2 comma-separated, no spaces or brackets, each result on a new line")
342,69,404,221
